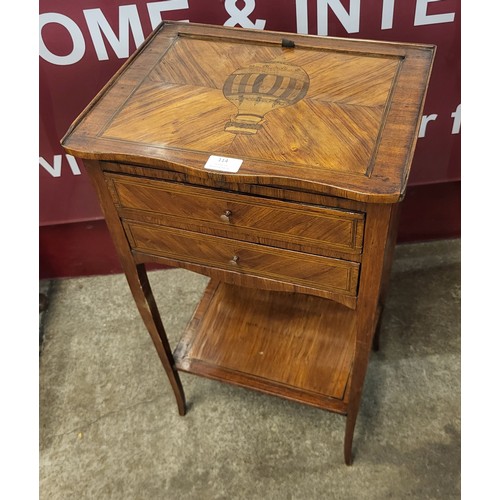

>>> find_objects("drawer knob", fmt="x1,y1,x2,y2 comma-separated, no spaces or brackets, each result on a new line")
230,255,239,265
220,210,232,222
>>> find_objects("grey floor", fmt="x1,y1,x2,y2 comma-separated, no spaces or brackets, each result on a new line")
39,239,460,500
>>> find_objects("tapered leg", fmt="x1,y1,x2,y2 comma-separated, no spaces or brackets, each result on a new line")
343,203,394,465
372,305,384,352
371,205,401,352
125,263,187,416
344,414,356,465
344,342,371,465
84,161,186,416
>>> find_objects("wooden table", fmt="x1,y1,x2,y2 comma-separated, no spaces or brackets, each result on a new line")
62,21,435,464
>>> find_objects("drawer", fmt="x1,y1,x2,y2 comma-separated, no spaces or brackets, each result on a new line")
124,221,360,297
106,174,365,255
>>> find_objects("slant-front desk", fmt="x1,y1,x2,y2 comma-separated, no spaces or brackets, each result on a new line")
62,21,434,464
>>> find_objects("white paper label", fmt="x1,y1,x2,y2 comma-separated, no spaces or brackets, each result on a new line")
204,155,242,173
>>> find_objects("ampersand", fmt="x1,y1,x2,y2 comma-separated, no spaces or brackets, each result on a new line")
224,0,266,29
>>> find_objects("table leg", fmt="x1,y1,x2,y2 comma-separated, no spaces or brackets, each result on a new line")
371,204,401,352
372,305,384,352
343,203,393,464
84,160,186,416
125,262,187,416
343,342,371,465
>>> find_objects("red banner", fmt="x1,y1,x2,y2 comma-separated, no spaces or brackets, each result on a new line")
39,0,460,226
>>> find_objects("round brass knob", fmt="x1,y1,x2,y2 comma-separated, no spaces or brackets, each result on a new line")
230,255,239,265
220,210,232,222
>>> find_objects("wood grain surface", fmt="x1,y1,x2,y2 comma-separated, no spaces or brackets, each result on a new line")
124,221,360,297
174,280,356,411
60,22,435,464
62,21,435,203
106,173,365,256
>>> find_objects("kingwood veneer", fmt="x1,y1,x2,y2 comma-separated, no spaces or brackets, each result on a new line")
62,21,435,464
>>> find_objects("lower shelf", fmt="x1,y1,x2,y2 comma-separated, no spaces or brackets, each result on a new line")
173,280,356,413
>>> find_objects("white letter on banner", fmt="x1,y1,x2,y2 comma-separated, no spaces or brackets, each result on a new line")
224,0,266,29
39,156,62,177
39,155,82,176
39,13,85,65
317,0,361,35
66,155,82,175
451,104,461,135
148,0,190,30
414,0,455,26
381,0,395,30
83,5,144,61
418,114,438,138
296,0,309,34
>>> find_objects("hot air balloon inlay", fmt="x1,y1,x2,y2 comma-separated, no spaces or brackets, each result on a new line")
223,60,310,135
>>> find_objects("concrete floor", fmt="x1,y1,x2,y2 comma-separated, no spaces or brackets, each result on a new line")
39,239,460,499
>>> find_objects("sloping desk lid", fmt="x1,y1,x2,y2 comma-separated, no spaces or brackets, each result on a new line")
62,21,435,203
